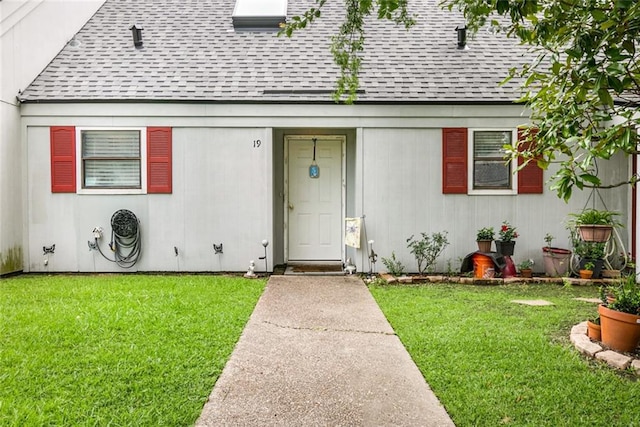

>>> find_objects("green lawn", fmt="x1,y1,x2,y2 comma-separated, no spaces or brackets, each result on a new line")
370,282,640,427
0,274,265,426
5,276,639,426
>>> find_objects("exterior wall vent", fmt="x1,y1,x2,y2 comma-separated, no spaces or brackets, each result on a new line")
232,0,287,32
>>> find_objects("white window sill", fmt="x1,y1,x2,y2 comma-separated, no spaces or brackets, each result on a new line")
77,188,146,195
468,189,517,196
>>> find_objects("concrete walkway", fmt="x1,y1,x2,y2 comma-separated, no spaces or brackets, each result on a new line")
196,275,454,426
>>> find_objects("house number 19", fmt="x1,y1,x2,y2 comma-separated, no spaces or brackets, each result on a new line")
253,140,261,148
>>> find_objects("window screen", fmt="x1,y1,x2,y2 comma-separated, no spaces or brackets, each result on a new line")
473,130,512,189
81,130,141,188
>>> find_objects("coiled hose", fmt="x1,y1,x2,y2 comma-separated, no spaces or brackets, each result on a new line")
97,209,142,268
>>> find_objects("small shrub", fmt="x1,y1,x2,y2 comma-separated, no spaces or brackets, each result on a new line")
606,275,640,315
517,259,534,270
368,276,389,286
381,251,405,276
406,231,449,275
574,241,606,259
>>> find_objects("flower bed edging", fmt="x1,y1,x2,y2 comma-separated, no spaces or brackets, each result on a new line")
570,321,640,375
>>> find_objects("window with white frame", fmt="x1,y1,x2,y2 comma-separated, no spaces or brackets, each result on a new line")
471,130,514,191
79,129,145,191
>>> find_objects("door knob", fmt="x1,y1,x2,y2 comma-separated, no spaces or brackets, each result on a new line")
288,203,294,210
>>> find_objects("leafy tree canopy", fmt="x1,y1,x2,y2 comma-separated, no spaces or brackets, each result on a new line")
282,0,640,202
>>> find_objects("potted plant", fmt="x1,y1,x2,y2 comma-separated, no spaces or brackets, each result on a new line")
476,227,494,252
586,316,601,341
517,259,534,278
579,261,594,279
600,284,616,305
598,275,640,352
495,221,518,256
569,208,621,242
541,233,572,277
574,240,606,279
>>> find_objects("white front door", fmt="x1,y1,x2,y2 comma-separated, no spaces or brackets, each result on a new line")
286,136,344,261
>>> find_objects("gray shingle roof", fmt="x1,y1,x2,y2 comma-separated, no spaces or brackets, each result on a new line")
20,0,531,103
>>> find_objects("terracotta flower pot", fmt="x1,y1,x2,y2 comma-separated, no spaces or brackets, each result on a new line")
598,304,640,353
579,258,604,279
579,270,593,280
520,268,533,278
587,320,601,341
578,224,612,242
476,240,492,253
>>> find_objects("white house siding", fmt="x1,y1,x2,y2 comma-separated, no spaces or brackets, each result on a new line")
358,127,629,273
25,124,273,273
21,103,631,273
1,0,105,274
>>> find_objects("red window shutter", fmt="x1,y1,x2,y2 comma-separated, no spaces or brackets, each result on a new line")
442,128,468,194
517,128,543,194
147,127,172,193
50,126,76,193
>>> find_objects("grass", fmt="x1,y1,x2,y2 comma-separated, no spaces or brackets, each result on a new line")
370,282,640,427
0,274,265,426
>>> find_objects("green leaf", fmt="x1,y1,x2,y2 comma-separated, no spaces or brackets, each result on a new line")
600,19,617,30
565,47,582,58
607,75,624,93
605,47,626,62
496,0,510,14
622,39,636,54
597,88,614,107
594,73,605,92
591,10,607,22
616,0,631,9
520,0,538,16
580,174,601,185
